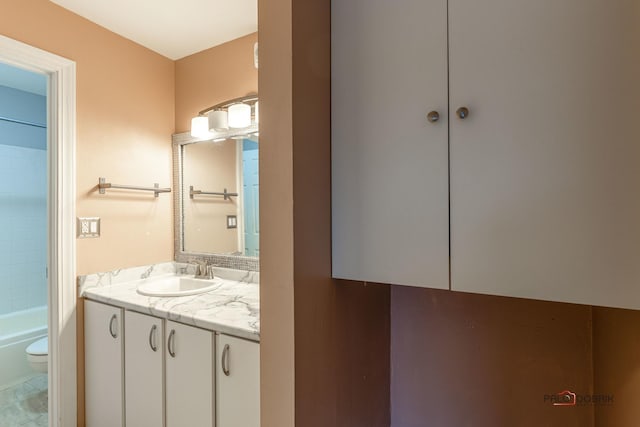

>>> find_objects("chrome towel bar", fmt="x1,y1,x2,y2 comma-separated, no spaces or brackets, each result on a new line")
189,185,237,200
98,177,171,197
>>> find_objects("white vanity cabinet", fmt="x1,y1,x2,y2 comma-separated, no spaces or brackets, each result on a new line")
332,0,640,309
86,299,258,427
216,334,260,427
122,313,214,427
124,311,164,427
166,320,215,427
84,300,124,427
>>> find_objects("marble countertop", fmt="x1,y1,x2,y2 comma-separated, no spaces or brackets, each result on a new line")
83,271,260,342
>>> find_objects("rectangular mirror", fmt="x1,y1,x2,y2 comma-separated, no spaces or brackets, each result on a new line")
173,130,259,265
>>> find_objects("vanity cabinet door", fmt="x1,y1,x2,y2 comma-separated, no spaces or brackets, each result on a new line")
84,300,124,427
125,311,164,427
448,0,640,308
216,334,260,427
165,321,214,427
331,0,450,288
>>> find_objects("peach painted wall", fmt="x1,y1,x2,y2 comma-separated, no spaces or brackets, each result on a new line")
0,0,176,276
175,33,258,133
258,0,296,423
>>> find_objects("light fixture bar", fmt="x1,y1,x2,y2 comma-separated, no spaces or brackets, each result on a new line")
186,124,259,143
198,94,258,116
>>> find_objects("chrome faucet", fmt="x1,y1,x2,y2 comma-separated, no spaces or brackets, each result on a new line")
193,260,215,279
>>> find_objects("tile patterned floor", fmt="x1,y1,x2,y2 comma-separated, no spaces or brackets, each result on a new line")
0,374,48,426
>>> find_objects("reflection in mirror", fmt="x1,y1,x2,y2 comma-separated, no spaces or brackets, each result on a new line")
182,136,259,256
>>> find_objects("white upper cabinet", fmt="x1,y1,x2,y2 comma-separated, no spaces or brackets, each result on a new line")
332,0,640,309
449,0,640,308
332,0,450,288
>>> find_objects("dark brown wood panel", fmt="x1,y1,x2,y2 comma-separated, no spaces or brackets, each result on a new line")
593,307,640,426
336,281,391,427
391,286,594,427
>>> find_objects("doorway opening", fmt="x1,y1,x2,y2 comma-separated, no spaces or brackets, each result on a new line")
0,35,77,427
0,62,49,426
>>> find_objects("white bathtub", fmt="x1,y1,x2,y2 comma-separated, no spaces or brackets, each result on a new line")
0,306,47,388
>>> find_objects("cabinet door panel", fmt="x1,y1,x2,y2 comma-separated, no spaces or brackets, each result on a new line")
216,334,260,427
332,0,450,288
85,300,124,427
166,321,214,427
125,311,164,427
450,0,640,307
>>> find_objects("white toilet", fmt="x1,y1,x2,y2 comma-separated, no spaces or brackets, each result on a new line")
26,336,48,373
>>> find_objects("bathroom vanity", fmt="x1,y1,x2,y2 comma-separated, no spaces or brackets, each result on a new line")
81,263,260,427
82,127,261,427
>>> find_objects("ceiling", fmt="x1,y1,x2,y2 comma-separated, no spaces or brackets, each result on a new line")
49,0,257,60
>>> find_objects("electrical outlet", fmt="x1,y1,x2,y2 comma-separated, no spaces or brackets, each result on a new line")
77,217,100,238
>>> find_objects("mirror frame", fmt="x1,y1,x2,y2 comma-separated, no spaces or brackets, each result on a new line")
173,128,259,271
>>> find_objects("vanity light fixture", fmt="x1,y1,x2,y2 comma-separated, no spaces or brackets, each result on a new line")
254,101,259,124
208,110,228,132
228,103,251,128
254,42,259,69
190,94,258,138
190,116,211,138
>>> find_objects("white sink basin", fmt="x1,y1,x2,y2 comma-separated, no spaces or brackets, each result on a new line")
137,276,220,297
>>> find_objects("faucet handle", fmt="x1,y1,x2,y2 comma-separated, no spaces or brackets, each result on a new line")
192,260,214,279
191,260,205,275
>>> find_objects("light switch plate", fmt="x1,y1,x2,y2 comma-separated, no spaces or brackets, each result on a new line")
77,217,100,238
227,215,237,229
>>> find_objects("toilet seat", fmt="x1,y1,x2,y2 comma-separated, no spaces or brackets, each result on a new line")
26,337,48,373
26,337,47,356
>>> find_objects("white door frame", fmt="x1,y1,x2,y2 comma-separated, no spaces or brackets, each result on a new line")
0,35,77,426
